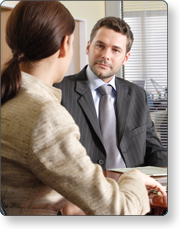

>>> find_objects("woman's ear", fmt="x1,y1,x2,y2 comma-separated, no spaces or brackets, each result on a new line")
58,35,69,58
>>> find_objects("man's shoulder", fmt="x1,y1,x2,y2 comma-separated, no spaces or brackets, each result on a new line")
116,77,138,87
116,77,145,93
62,74,77,83
53,75,75,90
54,66,88,89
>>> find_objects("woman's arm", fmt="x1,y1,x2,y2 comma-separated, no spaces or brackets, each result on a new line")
28,102,165,215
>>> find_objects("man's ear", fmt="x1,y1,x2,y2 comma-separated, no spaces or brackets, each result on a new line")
122,52,130,66
85,40,91,55
58,35,69,58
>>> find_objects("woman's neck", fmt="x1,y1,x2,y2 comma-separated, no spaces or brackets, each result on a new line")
20,52,60,86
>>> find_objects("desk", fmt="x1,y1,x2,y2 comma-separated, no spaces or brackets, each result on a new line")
104,171,167,213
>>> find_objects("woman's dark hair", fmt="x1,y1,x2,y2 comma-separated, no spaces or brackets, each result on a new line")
90,17,134,54
1,1,75,106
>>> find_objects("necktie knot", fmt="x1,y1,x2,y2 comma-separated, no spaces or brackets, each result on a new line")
99,85,112,96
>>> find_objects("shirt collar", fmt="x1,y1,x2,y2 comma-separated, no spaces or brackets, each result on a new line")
86,65,116,91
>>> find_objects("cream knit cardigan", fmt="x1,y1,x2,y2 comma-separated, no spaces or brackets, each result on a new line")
1,72,150,215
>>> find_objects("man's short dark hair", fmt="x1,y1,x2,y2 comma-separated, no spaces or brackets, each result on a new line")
90,17,134,53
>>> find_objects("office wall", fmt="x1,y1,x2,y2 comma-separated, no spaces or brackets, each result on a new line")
62,1,105,41
1,1,105,41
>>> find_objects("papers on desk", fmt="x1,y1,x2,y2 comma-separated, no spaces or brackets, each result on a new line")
110,166,167,177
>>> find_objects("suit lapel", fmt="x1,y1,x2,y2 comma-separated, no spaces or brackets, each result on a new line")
74,69,131,148
75,67,103,143
115,78,130,144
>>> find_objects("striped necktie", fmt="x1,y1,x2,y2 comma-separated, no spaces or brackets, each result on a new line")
99,85,126,169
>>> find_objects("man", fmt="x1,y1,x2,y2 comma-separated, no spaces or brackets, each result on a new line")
54,17,167,170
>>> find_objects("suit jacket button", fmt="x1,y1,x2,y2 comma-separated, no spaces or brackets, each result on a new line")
98,160,104,165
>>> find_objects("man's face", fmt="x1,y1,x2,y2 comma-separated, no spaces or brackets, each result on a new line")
86,27,130,83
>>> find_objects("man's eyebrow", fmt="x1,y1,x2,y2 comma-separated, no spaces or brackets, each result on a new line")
113,45,123,51
95,40,106,45
95,40,123,51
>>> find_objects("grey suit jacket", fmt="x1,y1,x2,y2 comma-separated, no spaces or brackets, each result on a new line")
54,66,167,170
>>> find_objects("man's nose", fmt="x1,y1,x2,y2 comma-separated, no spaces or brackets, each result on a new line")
101,49,110,61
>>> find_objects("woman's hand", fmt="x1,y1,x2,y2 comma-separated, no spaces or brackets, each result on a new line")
133,169,167,196
61,201,86,215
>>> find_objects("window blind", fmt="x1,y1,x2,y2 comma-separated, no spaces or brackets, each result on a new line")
122,1,168,148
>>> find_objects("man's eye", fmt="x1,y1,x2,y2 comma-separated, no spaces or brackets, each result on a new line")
97,44,103,48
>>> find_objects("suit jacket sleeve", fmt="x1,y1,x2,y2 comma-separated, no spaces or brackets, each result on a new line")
144,92,167,166
28,101,150,215
116,79,167,167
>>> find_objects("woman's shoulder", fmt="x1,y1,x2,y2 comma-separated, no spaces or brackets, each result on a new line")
36,100,77,127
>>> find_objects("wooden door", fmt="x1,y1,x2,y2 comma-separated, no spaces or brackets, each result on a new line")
1,7,12,69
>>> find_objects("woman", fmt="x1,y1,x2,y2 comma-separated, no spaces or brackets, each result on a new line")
1,1,166,215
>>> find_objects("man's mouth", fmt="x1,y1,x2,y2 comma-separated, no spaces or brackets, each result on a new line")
96,62,110,69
